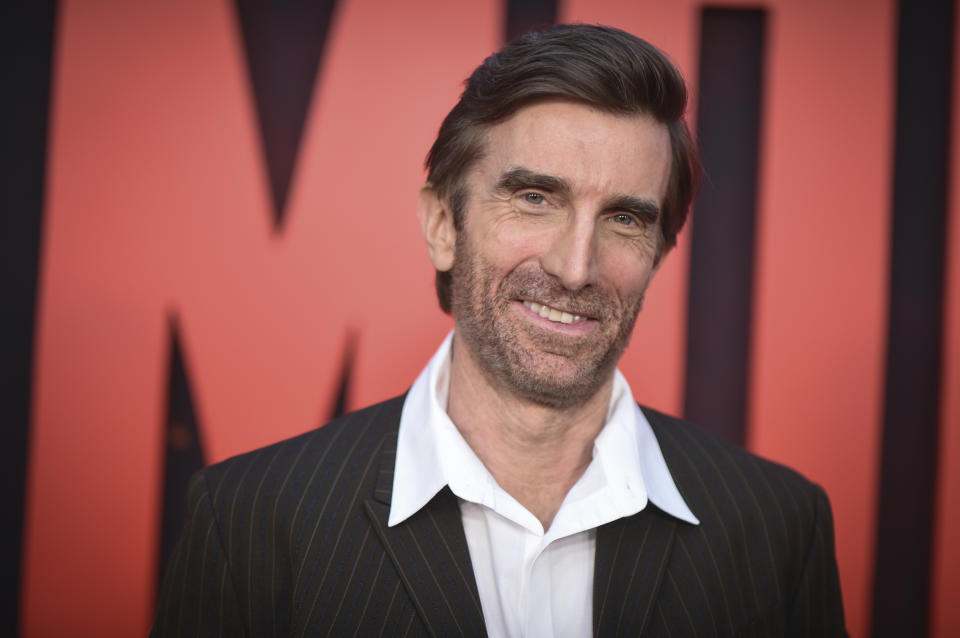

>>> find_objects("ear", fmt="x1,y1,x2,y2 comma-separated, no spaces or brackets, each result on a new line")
417,184,456,272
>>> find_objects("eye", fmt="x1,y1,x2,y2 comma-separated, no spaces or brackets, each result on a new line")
522,192,545,204
611,213,636,226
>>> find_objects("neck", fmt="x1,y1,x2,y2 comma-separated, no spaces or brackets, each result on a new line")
446,332,612,530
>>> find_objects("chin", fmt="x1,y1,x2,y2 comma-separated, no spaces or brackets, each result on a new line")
498,349,617,409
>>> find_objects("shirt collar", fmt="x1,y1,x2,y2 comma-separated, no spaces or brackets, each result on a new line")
388,331,698,527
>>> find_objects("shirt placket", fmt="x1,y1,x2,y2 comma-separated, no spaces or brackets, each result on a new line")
519,532,554,638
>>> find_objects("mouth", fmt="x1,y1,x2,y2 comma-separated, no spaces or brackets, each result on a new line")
522,300,591,325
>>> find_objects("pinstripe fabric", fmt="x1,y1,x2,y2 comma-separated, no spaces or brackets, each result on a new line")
153,397,845,637
594,407,847,637
155,397,434,637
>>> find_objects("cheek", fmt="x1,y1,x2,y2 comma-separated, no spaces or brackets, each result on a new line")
483,226,550,271
599,251,657,299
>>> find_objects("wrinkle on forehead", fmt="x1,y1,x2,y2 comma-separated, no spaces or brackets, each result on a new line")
479,100,672,206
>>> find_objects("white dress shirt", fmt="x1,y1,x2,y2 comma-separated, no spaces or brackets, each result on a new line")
388,333,698,637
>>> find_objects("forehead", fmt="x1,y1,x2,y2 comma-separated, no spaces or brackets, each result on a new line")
474,100,672,203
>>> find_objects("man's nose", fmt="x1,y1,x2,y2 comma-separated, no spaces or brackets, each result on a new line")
540,214,599,291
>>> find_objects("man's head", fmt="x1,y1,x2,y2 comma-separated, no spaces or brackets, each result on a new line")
417,24,699,407
425,24,699,313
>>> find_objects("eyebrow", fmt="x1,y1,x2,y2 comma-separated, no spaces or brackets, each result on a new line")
495,167,571,198
605,195,661,225
495,166,661,225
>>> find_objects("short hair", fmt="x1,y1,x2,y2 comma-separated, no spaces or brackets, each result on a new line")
425,23,700,313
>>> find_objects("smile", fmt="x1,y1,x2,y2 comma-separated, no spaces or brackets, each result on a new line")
522,300,589,325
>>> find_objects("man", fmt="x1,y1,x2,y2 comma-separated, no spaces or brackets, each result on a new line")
154,24,846,637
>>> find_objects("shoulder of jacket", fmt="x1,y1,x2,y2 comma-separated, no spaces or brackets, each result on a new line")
195,394,406,502
639,404,828,511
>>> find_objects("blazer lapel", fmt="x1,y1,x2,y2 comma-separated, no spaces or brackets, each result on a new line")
594,506,679,636
364,429,487,638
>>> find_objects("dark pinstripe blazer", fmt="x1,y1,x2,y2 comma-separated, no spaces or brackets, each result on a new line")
153,395,846,637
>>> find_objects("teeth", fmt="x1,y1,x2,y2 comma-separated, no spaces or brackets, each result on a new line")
522,301,587,325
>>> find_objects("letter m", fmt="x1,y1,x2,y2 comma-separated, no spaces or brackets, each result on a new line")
20,2,497,635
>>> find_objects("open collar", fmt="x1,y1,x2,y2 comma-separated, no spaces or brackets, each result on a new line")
388,332,698,528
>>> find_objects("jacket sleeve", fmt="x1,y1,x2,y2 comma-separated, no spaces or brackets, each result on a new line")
151,470,246,637
787,484,848,637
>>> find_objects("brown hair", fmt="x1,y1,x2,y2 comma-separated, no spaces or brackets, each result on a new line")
425,24,700,313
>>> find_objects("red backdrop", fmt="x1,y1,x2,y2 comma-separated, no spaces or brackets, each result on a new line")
18,1,960,636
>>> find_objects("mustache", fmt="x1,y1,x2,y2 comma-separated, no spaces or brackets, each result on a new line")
498,268,614,319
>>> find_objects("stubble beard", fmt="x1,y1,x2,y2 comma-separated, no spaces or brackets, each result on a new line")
449,234,644,409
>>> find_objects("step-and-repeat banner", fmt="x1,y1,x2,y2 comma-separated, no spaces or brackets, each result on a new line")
11,1,960,636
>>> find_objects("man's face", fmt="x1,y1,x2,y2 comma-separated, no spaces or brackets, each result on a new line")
445,100,671,408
